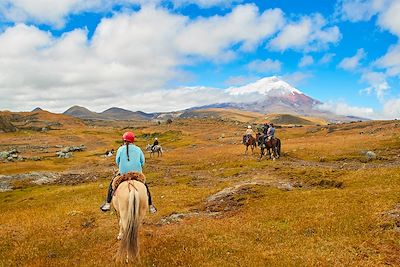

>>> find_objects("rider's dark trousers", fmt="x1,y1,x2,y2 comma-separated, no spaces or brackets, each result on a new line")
106,179,153,206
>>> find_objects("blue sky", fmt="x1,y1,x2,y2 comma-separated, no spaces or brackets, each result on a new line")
0,0,399,118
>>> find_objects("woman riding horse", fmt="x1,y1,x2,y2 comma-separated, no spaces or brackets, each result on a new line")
100,132,158,262
100,132,157,213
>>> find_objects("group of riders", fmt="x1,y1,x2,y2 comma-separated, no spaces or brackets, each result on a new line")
100,123,276,214
244,121,276,145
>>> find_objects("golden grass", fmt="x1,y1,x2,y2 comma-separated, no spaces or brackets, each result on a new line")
0,118,399,266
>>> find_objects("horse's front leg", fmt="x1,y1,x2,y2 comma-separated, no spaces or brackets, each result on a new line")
269,148,276,161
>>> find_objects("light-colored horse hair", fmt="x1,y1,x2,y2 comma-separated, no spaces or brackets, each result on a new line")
113,181,148,263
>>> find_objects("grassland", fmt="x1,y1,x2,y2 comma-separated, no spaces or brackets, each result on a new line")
0,114,399,266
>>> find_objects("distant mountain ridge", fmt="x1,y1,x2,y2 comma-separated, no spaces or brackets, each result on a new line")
62,77,368,122
63,106,153,121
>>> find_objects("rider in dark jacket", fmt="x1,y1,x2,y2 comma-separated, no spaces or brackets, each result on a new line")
151,138,159,150
262,122,269,135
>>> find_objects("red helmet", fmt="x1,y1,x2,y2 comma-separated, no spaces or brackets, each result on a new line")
122,132,135,143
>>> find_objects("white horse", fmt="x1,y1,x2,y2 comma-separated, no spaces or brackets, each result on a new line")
112,180,148,263
146,144,163,157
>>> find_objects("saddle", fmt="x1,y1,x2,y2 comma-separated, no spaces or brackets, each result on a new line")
112,171,146,191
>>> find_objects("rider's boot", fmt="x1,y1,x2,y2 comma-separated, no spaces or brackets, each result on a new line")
100,181,114,212
100,202,111,211
145,183,157,214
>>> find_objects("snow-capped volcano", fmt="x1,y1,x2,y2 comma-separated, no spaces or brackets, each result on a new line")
226,76,302,97
194,76,322,116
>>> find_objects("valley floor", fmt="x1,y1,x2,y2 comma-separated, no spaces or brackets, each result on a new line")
0,118,399,266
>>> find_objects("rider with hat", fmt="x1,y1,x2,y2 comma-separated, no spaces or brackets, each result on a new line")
244,125,254,143
100,131,157,213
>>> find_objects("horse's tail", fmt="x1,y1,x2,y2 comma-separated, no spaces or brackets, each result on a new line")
118,188,140,262
276,138,281,156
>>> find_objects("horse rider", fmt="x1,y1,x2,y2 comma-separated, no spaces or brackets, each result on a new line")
263,122,270,135
151,137,159,151
244,125,254,143
100,131,157,213
267,123,276,141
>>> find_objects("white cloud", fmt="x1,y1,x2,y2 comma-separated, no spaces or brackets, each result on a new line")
0,0,117,28
316,101,375,118
0,5,288,112
247,58,282,73
376,43,400,76
338,48,366,70
298,55,314,67
269,13,341,52
383,98,400,118
377,0,400,37
224,75,258,86
281,72,313,86
360,71,390,98
176,5,284,59
336,0,379,22
0,0,246,28
171,0,244,8
319,53,335,64
317,97,400,120
337,0,400,37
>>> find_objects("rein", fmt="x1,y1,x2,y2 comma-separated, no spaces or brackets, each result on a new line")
127,180,137,192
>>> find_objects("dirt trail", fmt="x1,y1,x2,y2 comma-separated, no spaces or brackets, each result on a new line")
280,157,400,170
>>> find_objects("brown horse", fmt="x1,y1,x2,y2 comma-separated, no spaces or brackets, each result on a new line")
243,135,257,154
112,180,148,263
256,133,281,160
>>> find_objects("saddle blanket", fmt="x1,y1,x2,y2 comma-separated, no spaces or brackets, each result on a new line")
112,171,146,191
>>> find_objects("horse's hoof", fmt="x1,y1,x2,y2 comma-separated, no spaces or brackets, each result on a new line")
117,233,122,240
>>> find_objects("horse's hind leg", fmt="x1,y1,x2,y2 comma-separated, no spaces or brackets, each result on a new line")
259,148,264,160
117,218,123,240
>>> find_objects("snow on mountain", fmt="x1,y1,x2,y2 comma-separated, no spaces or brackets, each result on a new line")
192,76,324,117
226,76,302,97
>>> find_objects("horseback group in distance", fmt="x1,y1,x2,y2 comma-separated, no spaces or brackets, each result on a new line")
243,122,281,160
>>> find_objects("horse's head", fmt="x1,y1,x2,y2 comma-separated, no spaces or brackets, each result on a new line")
145,144,151,151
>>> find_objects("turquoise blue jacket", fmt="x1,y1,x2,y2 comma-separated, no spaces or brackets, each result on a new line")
116,144,145,174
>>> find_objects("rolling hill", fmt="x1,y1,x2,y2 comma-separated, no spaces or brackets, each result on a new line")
63,106,153,121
